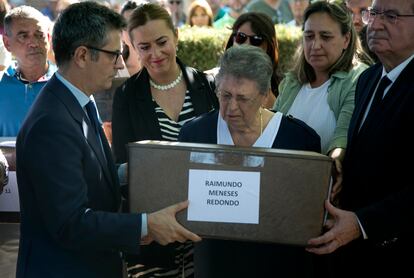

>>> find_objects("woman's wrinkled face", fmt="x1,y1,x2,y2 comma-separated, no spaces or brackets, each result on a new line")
303,12,350,75
218,75,265,130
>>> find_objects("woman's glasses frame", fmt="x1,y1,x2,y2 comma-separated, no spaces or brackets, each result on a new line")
233,31,264,47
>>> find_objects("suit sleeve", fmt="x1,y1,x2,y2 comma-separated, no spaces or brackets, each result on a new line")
22,115,142,253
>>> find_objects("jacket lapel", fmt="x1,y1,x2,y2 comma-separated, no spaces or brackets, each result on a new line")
348,66,381,141
184,66,210,115
133,70,163,139
381,57,414,105
51,75,119,200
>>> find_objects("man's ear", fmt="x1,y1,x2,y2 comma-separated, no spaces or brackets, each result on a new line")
72,46,89,69
2,35,12,52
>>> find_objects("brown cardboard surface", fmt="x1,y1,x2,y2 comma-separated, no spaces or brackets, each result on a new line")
0,140,20,223
128,140,332,246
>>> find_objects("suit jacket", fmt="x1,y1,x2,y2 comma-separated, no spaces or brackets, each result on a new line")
336,59,414,276
16,75,142,278
179,110,321,278
112,59,219,164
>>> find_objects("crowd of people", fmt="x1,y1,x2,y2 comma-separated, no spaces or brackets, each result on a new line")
0,0,413,277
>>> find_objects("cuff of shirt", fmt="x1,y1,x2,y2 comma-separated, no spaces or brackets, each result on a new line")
117,163,128,185
356,216,368,239
141,213,148,238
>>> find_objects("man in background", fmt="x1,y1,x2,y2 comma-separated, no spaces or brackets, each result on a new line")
345,0,372,33
0,5,56,136
345,0,377,62
246,0,293,24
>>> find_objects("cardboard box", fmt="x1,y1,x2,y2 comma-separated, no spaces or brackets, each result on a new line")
128,140,332,246
0,138,20,222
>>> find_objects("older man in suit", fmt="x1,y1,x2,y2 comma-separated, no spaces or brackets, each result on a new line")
307,0,414,276
15,2,200,278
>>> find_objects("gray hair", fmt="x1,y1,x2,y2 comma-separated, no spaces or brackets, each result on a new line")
52,1,126,66
216,45,273,95
4,5,49,36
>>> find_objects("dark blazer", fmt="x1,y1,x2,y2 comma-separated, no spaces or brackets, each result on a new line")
336,59,414,276
112,59,219,164
179,110,321,278
16,75,142,278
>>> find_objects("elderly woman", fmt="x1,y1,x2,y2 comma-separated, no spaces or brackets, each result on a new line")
179,45,321,277
111,3,218,278
274,1,372,199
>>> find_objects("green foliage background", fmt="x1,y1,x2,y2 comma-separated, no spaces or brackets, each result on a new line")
177,25,303,75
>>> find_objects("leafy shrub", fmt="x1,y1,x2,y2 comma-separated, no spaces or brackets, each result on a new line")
177,24,303,75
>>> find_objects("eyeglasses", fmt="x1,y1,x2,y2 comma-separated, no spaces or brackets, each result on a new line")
362,7,414,25
218,91,259,106
85,45,122,65
233,31,264,47
169,0,181,5
350,8,368,18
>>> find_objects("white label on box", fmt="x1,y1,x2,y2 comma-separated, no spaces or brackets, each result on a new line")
187,169,260,224
0,171,20,212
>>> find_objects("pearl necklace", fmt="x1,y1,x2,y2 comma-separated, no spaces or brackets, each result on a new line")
149,70,183,91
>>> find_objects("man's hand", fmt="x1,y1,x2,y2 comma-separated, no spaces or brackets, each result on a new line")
328,148,345,205
330,158,343,205
306,200,361,255
147,200,201,246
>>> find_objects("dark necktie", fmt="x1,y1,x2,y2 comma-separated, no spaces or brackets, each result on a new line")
85,100,101,137
85,100,108,163
370,76,392,112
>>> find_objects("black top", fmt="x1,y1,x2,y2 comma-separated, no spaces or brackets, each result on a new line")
112,58,219,164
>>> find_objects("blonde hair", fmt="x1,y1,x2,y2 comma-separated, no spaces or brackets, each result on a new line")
187,0,213,27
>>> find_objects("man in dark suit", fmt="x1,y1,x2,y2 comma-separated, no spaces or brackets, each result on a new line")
307,0,414,276
15,2,200,278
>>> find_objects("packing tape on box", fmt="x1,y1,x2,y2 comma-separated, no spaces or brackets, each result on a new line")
190,151,265,168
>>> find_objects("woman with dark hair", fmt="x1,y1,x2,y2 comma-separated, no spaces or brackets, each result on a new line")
274,1,372,200
225,12,282,108
120,0,143,76
111,3,218,277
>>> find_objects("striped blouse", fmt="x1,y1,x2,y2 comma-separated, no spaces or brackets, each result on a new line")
127,90,196,278
155,91,196,141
